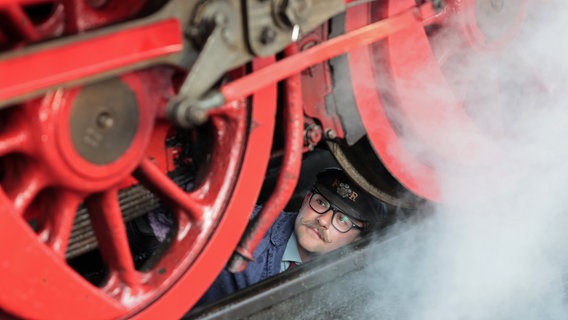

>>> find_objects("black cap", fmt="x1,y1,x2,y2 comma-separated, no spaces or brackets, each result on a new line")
314,168,388,231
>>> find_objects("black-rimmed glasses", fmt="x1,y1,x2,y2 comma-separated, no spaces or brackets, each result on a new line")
309,188,364,233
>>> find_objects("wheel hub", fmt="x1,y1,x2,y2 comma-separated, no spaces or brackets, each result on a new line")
18,74,156,192
69,78,139,165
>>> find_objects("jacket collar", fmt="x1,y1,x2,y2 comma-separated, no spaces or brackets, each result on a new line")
270,211,296,246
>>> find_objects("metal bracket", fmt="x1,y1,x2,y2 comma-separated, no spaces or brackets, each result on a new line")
244,0,346,57
167,0,251,127
168,0,347,128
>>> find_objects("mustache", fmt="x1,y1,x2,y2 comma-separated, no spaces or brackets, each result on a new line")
301,219,331,243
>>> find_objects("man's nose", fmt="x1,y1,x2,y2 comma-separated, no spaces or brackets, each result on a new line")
316,210,333,228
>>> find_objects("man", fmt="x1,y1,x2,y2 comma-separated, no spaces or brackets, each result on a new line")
195,167,389,306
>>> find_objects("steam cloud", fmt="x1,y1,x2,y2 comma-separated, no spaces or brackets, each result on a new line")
360,1,568,319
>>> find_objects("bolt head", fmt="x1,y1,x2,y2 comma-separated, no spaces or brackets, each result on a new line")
325,129,337,139
283,0,311,25
96,111,114,130
259,27,277,45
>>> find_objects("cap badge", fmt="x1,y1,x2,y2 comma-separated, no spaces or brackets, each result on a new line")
336,181,358,202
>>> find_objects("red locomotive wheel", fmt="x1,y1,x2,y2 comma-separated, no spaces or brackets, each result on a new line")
0,1,277,318
344,0,527,201
0,68,277,319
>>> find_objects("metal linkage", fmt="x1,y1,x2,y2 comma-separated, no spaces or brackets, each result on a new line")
0,0,443,127
244,0,345,56
218,0,442,106
165,0,445,130
0,0,346,117
168,0,347,127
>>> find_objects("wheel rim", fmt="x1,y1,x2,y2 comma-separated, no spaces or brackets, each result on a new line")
0,1,277,318
344,0,527,201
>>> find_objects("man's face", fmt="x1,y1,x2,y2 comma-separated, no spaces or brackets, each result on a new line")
294,192,363,261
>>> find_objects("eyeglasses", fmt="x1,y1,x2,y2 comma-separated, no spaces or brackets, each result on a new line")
309,188,364,233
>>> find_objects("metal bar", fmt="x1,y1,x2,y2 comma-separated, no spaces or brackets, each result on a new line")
0,19,183,105
135,159,204,220
227,44,304,272
87,189,141,291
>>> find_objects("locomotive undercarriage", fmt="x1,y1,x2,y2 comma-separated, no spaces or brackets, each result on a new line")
0,0,530,318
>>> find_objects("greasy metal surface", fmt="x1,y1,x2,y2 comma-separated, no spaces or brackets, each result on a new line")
70,78,139,164
326,13,364,145
298,23,348,142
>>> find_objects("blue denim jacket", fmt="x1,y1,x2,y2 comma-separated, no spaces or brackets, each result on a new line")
195,209,297,306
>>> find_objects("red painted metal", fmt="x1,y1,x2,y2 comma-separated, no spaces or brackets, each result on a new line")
136,57,277,319
0,2,64,44
298,26,345,140
345,0,526,201
4,4,43,41
0,71,160,317
0,72,157,218
0,19,183,102
0,0,530,317
384,1,498,165
228,44,304,272
0,1,276,317
0,1,277,315
220,1,438,105
0,0,149,40
0,58,277,318
345,2,441,200
456,0,528,51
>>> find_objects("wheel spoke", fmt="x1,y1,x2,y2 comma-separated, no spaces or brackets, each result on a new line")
5,5,41,41
134,158,204,221
3,164,46,215
0,126,30,157
37,190,83,258
86,189,141,292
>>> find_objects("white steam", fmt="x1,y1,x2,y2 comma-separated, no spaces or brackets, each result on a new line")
362,1,568,319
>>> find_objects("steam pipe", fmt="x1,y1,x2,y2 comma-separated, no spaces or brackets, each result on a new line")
228,44,304,272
